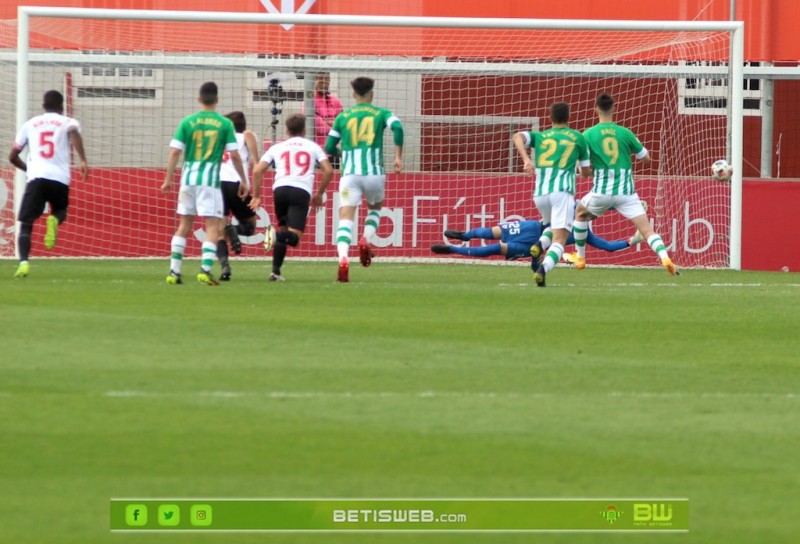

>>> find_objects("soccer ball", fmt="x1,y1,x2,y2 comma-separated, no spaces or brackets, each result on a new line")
712,159,732,182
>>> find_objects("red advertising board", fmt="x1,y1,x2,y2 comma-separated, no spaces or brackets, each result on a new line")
1,169,753,269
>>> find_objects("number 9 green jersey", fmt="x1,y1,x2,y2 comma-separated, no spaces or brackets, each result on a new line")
326,104,402,176
583,122,648,195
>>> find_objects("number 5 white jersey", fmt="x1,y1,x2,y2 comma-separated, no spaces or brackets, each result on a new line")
14,112,81,185
260,137,328,196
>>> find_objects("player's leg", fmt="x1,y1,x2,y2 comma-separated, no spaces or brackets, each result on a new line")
167,186,197,283
358,175,385,267
13,181,48,277
271,187,308,281
43,180,69,250
431,243,504,257
573,194,606,269
335,176,362,282
530,195,553,267
167,213,194,284
217,182,235,280
623,197,678,276
533,194,574,287
445,225,499,241
196,187,225,285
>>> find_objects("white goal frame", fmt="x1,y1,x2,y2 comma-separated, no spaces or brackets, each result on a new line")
14,6,745,268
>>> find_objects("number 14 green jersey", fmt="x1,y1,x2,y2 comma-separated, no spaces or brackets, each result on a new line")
326,104,402,176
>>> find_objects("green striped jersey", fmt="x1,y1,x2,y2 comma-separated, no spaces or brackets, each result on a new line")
523,127,589,196
583,122,647,195
170,111,238,188
327,104,401,176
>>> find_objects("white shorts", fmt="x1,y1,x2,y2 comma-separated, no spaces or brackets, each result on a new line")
177,185,224,218
580,192,646,220
339,174,386,207
534,192,575,230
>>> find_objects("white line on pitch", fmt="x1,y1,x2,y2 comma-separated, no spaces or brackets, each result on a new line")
100,390,798,400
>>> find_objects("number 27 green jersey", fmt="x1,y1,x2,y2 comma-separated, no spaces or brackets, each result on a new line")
326,104,402,176
523,127,589,196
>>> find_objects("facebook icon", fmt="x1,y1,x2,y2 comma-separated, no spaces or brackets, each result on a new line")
125,504,148,526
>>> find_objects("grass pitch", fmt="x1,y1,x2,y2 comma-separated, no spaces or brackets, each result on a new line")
1,260,799,543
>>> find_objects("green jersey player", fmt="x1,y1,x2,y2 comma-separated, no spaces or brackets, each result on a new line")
325,77,404,282
573,93,678,276
513,102,590,287
160,81,247,286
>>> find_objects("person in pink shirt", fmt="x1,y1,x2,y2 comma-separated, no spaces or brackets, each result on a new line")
310,72,342,167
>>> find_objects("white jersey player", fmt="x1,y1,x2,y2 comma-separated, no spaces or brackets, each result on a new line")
250,113,333,281
9,90,88,278
216,111,259,281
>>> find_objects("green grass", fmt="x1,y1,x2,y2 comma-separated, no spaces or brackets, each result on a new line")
1,259,799,543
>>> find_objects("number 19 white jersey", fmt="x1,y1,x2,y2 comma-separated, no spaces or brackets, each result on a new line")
260,137,328,196
14,112,81,185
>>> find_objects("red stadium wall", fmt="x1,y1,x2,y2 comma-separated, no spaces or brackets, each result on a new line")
1,0,799,60
4,169,795,272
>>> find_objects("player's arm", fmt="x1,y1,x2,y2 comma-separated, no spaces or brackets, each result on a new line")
69,127,89,181
163,122,187,193
9,124,28,172
249,154,272,211
229,149,248,198
324,115,342,160
243,130,259,174
630,130,651,164
512,132,534,175
9,144,26,172
161,147,182,194
388,114,404,173
577,135,591,177
311,158,334,210
585,230,630,252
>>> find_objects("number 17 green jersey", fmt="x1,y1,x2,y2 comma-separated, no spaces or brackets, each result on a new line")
326,104,402,176
170,110,238,188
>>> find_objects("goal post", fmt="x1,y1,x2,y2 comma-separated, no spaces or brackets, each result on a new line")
3,7,744,268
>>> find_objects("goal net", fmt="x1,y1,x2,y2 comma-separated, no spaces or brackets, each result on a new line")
0,10,742,267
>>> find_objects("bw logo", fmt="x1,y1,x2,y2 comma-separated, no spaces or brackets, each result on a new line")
633,503,673,522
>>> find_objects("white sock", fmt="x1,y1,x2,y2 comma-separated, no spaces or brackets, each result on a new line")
336,219,354,261
542,243,564,274
573,221,589,258
540,228,553,251
362,210,381,241
170,236,186,274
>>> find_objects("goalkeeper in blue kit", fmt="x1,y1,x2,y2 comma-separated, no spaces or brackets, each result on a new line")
431,219,642,261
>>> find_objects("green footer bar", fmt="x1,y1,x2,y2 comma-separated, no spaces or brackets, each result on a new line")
110,498,688,532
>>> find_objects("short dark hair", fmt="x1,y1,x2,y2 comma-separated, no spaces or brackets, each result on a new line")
43,90,64,112
226,111,246,133
285,113,306,136
199,81,218,105
350,77,374,97
550,102,570,124
596,93,614,113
